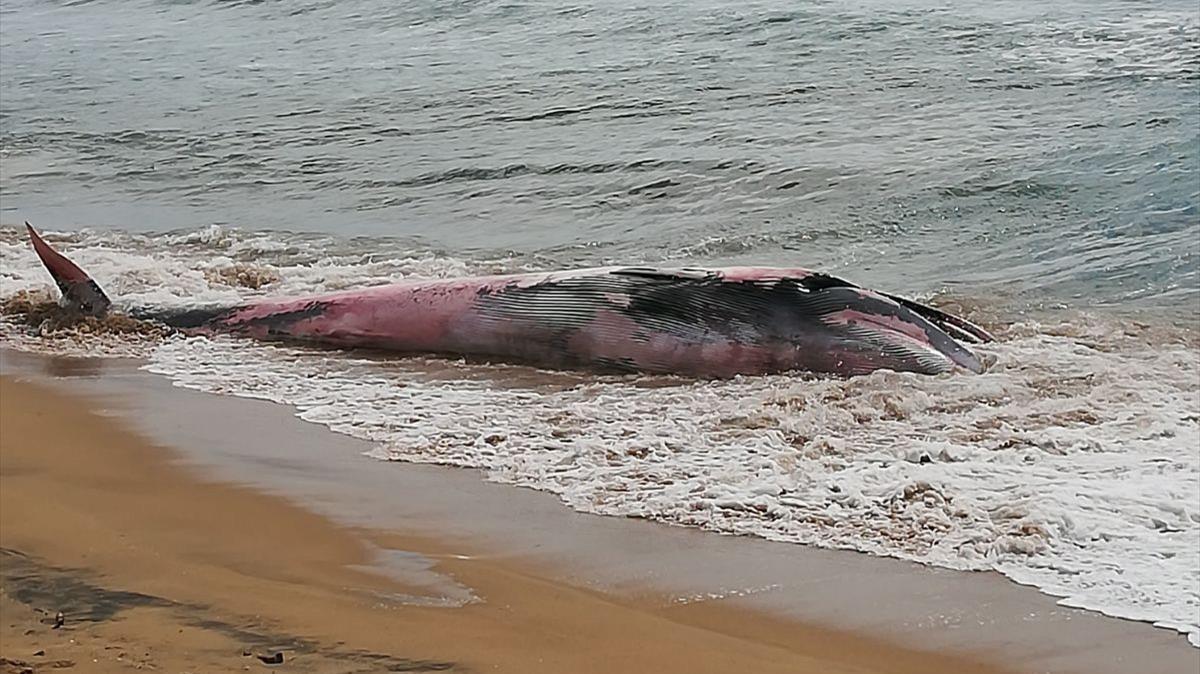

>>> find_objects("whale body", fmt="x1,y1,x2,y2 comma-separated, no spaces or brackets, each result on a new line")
26,223,993,377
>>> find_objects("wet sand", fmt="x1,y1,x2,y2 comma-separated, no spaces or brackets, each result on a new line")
0,374,1016,674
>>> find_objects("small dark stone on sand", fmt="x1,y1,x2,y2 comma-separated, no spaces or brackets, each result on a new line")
257,652,284,665
33,650,45,656
242,649,252,657
52,611,65,628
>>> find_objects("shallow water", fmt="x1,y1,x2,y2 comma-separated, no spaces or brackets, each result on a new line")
1,0,1198,649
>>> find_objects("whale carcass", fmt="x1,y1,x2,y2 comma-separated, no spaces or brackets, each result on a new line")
25,223,992,377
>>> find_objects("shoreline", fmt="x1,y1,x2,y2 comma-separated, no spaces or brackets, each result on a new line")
0,373,1011,674
2,348,1197,674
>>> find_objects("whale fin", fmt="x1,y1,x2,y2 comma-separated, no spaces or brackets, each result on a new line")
877,292,994,344
26,222,112,317
812,287,988,374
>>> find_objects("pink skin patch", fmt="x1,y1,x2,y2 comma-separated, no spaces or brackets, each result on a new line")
214,271,620,350
824,307,933,345
602,291,631,307
717,267,817,283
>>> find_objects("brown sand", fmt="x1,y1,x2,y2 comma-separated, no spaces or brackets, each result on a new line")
0,376,1009,674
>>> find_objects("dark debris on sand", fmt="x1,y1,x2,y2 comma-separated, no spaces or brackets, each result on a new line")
0,290,170,339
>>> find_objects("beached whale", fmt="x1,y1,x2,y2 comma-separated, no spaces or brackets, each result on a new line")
25,223,992,377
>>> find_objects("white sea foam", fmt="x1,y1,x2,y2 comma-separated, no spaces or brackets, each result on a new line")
2,225,1198,646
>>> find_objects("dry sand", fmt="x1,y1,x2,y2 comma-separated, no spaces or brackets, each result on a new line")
0,376,1010,674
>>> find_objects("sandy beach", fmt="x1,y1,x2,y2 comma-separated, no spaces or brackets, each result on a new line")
0,373,1021,674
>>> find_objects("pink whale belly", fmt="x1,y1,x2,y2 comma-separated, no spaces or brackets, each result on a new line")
198,266,985,377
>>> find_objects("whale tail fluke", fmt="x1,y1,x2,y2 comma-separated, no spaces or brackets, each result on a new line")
26,222,112,317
